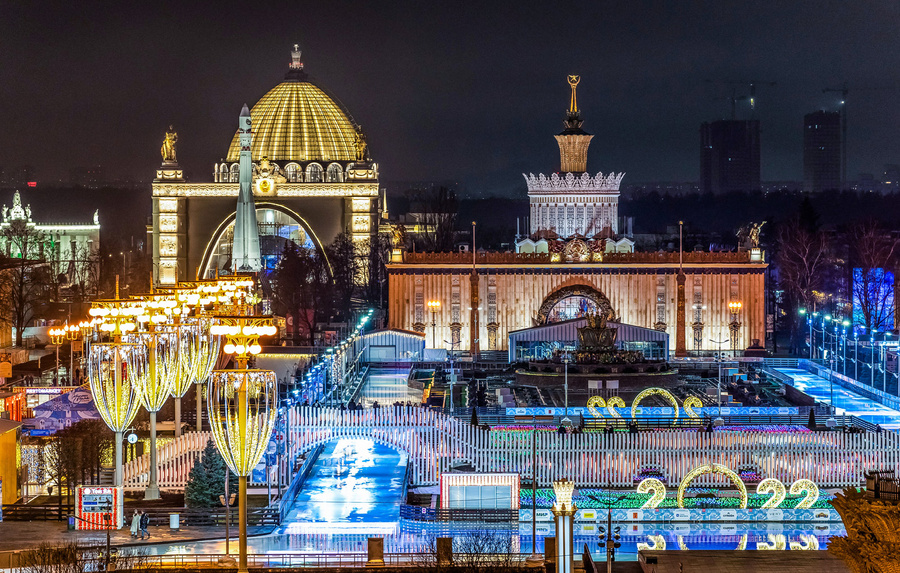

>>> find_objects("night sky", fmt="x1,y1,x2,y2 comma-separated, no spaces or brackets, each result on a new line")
2,1,899,196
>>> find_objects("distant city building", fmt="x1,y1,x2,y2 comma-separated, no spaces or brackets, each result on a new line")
881,164,900,194
69,165,104,188
0,190,100,298
803,110,841,193
700,120,760,194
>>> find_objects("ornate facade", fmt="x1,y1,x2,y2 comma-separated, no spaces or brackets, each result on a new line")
387,251,766,354
151,45,378,285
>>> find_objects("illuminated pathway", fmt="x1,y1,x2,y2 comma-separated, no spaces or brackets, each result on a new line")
281,439,407,526
775,367,900,430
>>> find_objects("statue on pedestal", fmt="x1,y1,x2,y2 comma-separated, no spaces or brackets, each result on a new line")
161,125,178,164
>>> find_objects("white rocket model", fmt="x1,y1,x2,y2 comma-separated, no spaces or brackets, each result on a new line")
231,104,262,272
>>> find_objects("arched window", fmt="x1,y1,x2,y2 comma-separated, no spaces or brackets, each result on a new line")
284,163,300,182
230,164,240,182
219,164,229,183
306,163,323,183
326,163,343,183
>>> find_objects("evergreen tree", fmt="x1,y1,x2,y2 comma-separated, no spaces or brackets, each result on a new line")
184,439,237,508
807,409,817,431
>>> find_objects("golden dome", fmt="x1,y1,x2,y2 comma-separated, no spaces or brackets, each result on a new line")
225,81,359,163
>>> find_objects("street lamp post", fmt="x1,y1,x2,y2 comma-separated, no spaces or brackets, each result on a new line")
427,300,441,349
209,315,278,573
128,316,180,501
49,327,65,384
87,286,144,488
561,350,572,426
710,338,729,427
728,301,743,354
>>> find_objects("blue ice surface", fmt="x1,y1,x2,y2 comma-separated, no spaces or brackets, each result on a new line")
775,367,900,429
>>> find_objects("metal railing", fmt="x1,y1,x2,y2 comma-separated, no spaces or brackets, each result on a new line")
399,505,518,522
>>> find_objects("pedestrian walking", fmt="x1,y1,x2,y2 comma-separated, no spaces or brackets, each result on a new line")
130,510,140,538
139,511,150,539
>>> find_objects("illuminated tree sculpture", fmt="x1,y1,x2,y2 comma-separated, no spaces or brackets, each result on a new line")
208,315,277,573
128,317,181,501
86,292,144,488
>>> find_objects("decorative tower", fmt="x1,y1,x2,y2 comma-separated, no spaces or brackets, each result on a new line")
554,76,594,173
231,104,262,273
521,76,626,241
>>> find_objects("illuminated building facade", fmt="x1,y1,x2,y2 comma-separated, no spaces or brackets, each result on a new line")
387,250,766,353
151,45,378,285
0,190,100,294
387,77,766,354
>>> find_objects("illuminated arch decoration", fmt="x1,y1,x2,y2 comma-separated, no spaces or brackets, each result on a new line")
606,396,625,418
756,478,786,509
586,395,606,418
535,284,614,325
789,479,819,509
631,387,680,421
679,534,747,551
683,396,703,419
636,478,667,509
677,463,748,509
198,202,331,280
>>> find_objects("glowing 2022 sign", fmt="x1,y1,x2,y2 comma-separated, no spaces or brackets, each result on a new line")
635,465,819,510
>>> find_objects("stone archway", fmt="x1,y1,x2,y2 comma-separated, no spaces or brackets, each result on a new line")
535,283,614,324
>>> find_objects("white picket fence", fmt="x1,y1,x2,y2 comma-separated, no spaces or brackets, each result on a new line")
123,431,212,489
123,406,900,490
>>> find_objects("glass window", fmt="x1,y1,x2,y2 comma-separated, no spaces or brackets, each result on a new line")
285,163,300,182
327,163,343,182
547,295,599,323
306,163,323,183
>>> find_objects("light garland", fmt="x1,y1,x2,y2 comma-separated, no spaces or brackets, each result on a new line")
789,479,820,509
683,396,703,419
636,478,667,509
756,478,786,509
606,396,625,418
677,463,748,509
88,343,143,433
207,369,277,476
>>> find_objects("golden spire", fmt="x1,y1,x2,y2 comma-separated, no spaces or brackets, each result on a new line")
567,75,580,113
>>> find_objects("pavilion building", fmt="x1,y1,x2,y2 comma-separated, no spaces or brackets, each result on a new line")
387,78,766,355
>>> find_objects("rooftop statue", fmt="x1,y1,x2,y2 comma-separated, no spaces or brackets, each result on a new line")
353,129,368,162
161,125,178,163
736,221,766,249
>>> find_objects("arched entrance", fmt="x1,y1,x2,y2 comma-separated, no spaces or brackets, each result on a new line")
536,284,614,324
198,203,330,279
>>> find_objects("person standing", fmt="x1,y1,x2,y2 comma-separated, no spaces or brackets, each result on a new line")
130,510,140,538
139,511,150,539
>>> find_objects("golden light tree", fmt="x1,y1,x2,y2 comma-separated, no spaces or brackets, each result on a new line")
208,314,277,573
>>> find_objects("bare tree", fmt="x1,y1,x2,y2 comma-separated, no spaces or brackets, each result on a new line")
776,217,832,353
0,219,53,346
19,542,86,573
406,186,459,252
850,220,900,331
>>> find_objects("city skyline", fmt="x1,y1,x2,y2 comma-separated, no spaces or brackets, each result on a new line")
2,1,899,196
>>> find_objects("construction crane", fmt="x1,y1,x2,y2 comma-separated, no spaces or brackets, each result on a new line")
822,83,895,190
707,80,777,119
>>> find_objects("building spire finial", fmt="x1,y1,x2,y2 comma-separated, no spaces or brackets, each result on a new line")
290,44,303,70
567,75,580,113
